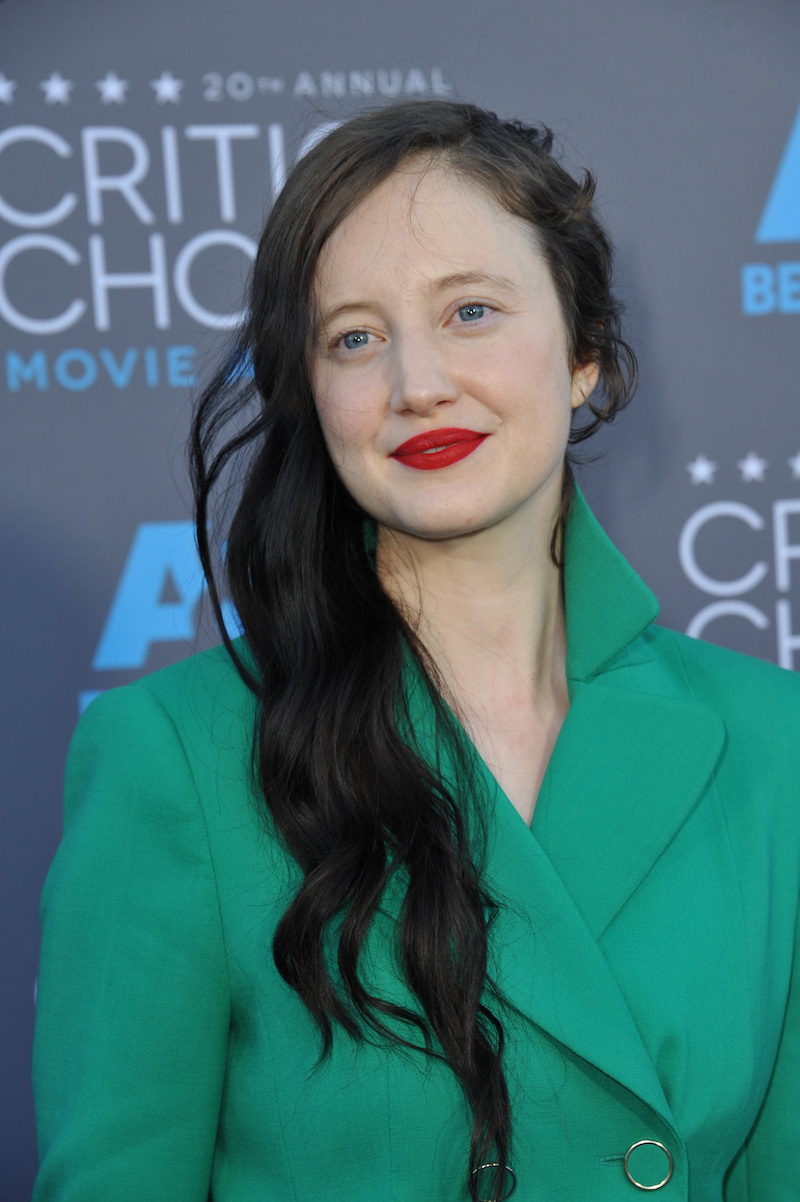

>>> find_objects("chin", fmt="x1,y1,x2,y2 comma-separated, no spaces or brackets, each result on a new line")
393,512,492,541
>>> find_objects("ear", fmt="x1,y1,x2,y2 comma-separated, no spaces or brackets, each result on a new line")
570,358,600,411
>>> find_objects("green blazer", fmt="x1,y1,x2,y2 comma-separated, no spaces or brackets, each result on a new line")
33,493,800,1201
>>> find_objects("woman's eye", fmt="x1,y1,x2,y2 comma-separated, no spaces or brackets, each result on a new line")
341,330,370,350
457,303,486,323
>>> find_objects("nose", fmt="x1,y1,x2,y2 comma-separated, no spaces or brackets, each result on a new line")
388,331,458,416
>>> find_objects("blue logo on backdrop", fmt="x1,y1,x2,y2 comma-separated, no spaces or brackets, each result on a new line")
742,101,800,315
756,103,800,243
81,521,240,711
5,345,196,391
93,522,205,671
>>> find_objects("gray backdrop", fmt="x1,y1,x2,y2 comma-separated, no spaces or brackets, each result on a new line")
2,0,799,1195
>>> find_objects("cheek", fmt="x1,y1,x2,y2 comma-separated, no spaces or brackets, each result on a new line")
314,392,377,482
312,375,350,450
313,393,339,444
318,379,382,450
526,334,573,389
498,341,575,421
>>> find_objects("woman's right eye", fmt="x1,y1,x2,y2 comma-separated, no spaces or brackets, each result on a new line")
340,330,371,351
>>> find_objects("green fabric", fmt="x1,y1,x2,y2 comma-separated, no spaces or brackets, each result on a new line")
33,491,800,1200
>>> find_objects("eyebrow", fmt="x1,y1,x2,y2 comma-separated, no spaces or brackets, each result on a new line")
428,270,519,295
317,270,520,328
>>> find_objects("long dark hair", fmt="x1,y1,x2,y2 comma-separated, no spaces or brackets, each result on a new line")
190,99,636,1200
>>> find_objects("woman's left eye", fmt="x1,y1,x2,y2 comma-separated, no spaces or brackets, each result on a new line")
456,303,486,323
341,330,371,350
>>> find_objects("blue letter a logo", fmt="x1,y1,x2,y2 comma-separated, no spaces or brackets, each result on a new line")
757,101,800,243
93,522,204,670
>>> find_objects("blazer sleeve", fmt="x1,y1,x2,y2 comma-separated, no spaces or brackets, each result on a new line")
32,684,231,1202
725,900,800,1201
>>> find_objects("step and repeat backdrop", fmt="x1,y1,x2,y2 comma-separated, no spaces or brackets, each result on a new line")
2,0,799,1194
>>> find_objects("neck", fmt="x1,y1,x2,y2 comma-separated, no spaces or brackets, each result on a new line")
376,493,567,714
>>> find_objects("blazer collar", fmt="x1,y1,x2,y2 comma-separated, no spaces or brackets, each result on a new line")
563,487,660,683
545,487,724,935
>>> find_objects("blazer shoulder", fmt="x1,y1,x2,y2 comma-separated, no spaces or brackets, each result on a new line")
82,638,254,733
74,640,257,812
642,623,800,740
136,636,253,709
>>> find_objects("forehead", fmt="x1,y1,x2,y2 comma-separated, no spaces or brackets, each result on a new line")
313,163,543,297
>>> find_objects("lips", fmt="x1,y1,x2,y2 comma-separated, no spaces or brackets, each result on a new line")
389,427,489,471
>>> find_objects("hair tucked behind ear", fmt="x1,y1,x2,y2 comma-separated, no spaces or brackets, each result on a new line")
191,99,636,1200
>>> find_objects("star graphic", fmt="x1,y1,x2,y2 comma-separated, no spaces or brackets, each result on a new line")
789,451,800,480
686,454,717,485
0,73,17,104
40,72,74,104
151,71,183,103
737,452,768,483
95,71,129,104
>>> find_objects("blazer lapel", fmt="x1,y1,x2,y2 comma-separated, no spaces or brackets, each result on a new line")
403,488,726,1126
484,779,676,1125
482,491,725,1122
532,678,725,939
481,676,724,1121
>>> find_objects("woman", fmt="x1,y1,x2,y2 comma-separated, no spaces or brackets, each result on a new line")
33,101,800,1201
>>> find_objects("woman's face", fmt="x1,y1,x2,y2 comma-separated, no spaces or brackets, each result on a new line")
310,162,598,544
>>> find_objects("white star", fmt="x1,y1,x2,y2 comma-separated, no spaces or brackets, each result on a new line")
737,452,768,482
789,451,800,480
151,71,183,103
95,71,128,104
0,73,17,104
687,454,717,485
40,72,74,104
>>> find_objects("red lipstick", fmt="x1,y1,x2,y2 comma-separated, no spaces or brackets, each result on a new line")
389,427,489,471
